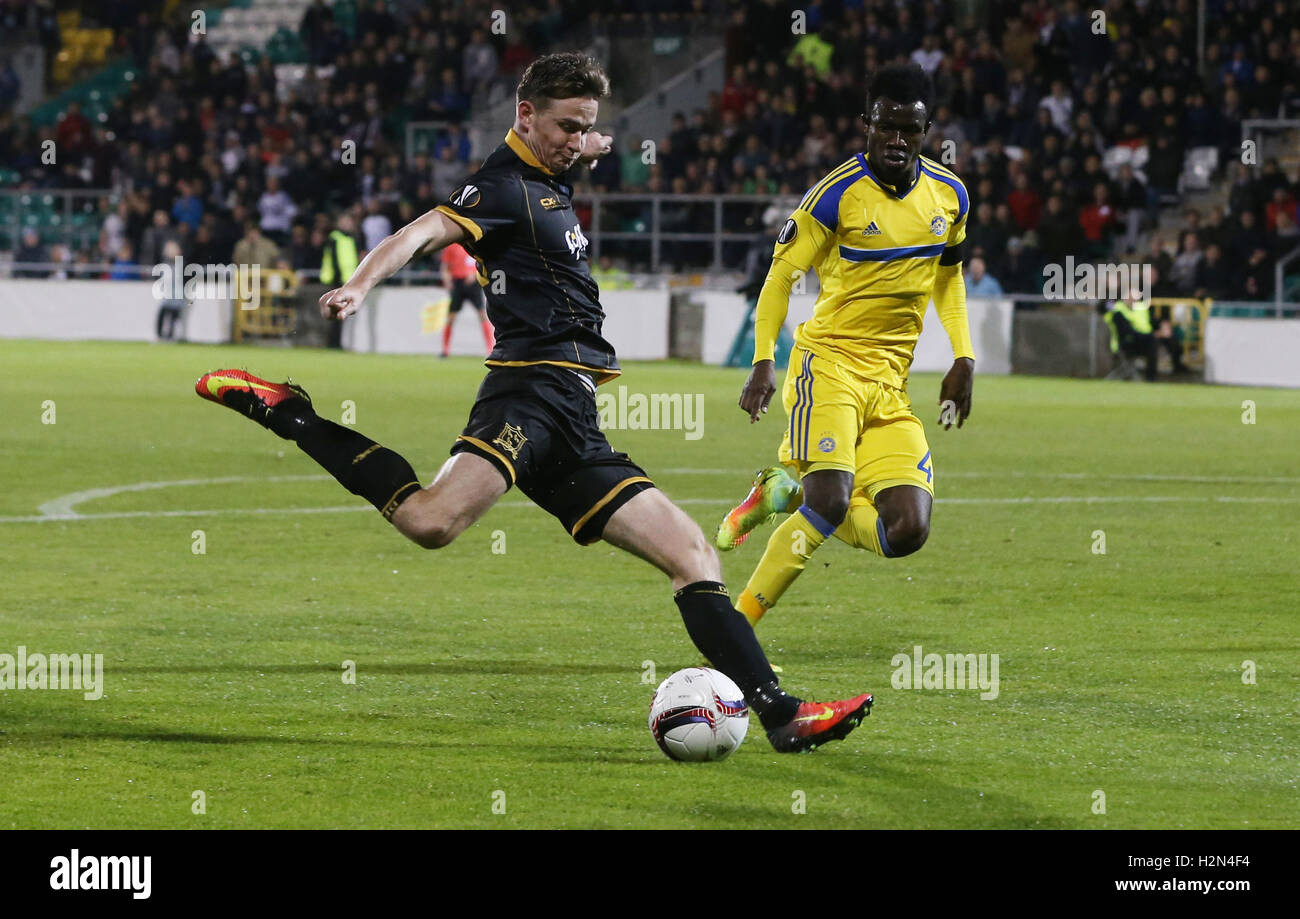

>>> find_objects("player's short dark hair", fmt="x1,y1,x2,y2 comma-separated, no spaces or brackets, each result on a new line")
517,52,610,111
865,62,934,120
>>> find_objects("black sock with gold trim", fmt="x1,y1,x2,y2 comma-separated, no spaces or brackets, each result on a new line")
673,580,801,729
282,405,421,520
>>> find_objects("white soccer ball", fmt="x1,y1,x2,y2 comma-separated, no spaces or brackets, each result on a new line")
648,667,749,761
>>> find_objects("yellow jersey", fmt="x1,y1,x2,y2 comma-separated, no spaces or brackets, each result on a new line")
755,152,973,389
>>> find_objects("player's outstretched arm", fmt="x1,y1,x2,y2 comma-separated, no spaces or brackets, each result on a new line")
933,261,975,429
319,209,468,320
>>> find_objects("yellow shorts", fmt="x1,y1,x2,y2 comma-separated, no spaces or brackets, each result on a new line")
778,346,934,500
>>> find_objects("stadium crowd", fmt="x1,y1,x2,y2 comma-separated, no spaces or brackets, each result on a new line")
1,0,1297,299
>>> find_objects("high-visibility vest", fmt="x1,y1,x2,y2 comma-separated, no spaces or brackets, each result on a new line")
1104,299,1152,352
321,230,359,285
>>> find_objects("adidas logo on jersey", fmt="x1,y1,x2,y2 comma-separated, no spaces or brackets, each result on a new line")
862,221,882,236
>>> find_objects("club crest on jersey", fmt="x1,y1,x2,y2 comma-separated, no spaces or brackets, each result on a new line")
778,218,797,244
492,422,528,459
451,185,480,208
818,433,836,453
565,222,589,259
930,213,947,236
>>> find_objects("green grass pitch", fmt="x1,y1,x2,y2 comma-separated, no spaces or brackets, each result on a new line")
1,339,1296,828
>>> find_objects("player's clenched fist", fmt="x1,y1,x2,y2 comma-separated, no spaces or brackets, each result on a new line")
319,286,364,320
738,359,777,423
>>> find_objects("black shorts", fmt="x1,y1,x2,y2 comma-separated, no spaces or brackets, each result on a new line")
449,279,485,313
449,364,655,544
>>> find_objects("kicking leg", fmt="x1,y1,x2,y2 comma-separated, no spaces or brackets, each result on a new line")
195,369,503,546
390,452,506,548
603,488,871,751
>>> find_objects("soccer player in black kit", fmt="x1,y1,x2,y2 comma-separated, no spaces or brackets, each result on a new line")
196,53,870,752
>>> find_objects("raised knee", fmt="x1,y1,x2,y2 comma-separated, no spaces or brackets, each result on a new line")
886,518,929,556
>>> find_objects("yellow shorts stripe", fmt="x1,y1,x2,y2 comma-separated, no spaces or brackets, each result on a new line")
789,350,814,461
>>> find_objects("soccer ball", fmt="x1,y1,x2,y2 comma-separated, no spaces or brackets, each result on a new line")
648,667,749,761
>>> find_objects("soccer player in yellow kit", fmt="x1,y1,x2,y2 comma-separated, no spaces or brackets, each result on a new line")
716,62,976,629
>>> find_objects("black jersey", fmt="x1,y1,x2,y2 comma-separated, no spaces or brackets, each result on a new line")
434,129,619,384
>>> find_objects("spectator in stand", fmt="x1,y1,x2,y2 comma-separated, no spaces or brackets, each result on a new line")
360,198,392,254
1001,236,1039,293
1169,232,1204,293
1038,80,1074,134
286,223,316,271
298,0,334,65
786,26,835,79
1146,131,1184,201
257,175,297,245
1228,210,1267,264
99,198,129,261
1112,164,1147,251
55,101,93,157
460,28,499,98
1038,195,1082,264
0,57,20,113
1146,234,1174,288
139,209,181,268
430,144,467,203
170,178,203,232
1193,243,1232,299
1275,209,1300,246
189,221,221,266
1079,183,1118,258
429,67,469,122
232,220,280,272
1007,171,1042,230
15,228,49,278
911,33,945,75
1264,186,1298,233
109,243,138,281
965,257,1004,297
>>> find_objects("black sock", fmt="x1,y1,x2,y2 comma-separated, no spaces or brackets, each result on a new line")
673,580,800,730
276,402,421,520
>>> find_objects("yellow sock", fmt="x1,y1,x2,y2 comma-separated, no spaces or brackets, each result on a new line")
737,506,836,625
833,503,896,557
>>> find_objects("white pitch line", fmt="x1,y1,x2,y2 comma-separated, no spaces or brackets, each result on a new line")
36,474,333,518
662,468,1300,485
2,468,1294,525
2,494,1298,524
